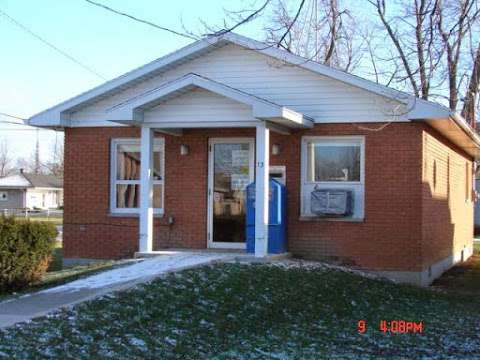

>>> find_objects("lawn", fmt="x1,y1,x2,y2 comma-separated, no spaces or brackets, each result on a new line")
28,217,63,225
13,216,63,225
0,242,119,302
0,262,479,359
432,242,480,297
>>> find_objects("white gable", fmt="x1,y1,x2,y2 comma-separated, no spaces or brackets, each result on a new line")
144,88,254,124
70,43,406,126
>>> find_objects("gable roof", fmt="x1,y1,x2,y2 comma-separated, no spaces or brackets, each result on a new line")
26,32,480,157
107,73,313,129
0,172,63,189
28,32,449,127
22,173,63,188
0,174,31,189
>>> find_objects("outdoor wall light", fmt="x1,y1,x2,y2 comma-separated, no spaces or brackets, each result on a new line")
180,144,189,156
272,144,281,155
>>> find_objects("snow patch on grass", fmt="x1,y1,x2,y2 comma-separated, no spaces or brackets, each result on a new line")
40,252,230,293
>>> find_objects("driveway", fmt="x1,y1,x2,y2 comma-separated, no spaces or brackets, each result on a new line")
0,251,233,328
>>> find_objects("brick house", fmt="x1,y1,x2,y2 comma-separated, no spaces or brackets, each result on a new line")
29,33,480,285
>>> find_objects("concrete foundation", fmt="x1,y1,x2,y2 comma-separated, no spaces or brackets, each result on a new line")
376,244,473,286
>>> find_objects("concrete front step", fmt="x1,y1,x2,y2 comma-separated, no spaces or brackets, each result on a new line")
135,249,292,262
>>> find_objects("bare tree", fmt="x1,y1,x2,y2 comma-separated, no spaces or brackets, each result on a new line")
16,156,38,175
263,0,363,71
435,0,479,111
368,0,480,125
0,140,13,178
41,140,64,177
462,43,480,124
367,0,443,99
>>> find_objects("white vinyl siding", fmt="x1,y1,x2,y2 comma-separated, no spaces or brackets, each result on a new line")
144,88,254,124
300,136,365,219
70,44,404,125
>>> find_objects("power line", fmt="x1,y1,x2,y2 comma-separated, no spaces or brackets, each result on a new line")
0,8,108,81
0,112,26,121
84,0,198,41
0,120,27,126
0,114,61,132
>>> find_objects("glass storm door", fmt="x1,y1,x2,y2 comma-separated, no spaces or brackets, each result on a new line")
208,138,254,249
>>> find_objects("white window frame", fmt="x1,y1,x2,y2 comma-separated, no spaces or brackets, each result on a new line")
0,191,7,202
110,138,165,215
300,136,365,219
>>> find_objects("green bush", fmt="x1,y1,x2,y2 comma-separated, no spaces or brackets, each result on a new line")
0,217,57,292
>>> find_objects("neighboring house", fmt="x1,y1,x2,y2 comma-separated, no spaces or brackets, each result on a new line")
28,33,480,286
0,171,63,210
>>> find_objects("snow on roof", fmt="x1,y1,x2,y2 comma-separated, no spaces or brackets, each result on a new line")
0,172,62,189
0,174,31,188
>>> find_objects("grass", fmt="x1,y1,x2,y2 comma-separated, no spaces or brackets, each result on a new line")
19,217,63,225
432,242,480,297
0,242,118,302
0,262,479,359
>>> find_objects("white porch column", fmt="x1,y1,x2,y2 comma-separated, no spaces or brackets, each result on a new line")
139,126,154,253
255,123,270,257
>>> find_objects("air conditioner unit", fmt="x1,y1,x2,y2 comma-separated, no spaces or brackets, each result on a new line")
310,189,353,216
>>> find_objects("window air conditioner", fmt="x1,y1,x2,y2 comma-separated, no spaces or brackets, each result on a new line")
310,188,353,216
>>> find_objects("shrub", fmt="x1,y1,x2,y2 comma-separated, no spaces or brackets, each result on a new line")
0,217,57,291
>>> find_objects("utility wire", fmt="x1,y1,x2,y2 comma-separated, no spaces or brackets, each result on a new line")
0,114,60,132
0,120,27,126
0,8,108,81
0,112,26,121
84,0,198,41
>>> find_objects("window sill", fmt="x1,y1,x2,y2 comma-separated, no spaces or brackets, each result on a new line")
299,215,364,223
108,212,165,218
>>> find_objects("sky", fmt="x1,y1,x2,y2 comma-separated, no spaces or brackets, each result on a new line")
0,0,265,163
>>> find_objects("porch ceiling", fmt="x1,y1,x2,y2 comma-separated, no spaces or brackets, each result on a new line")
105,73,314,130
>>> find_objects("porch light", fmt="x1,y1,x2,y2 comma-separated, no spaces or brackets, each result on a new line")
272,144,281,155
180,144,189,155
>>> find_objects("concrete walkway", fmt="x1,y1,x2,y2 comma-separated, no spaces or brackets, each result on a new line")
0,251,233,329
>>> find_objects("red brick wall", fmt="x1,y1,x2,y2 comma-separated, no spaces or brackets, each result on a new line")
420,126,474,268
63,127,255,259
64,123,471,272
275,123,424,271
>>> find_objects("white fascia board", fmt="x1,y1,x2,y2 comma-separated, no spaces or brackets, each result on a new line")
281,107,314,128
407,98,451,119
107,73,283,122
416,111,480,158
450,112,480,149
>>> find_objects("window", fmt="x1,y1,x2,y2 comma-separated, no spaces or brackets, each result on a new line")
301,136,365,219
306,143,361,182
0,191,7,202
111,138,164,214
